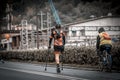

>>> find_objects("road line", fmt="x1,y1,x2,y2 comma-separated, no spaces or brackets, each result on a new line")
0,66,89,80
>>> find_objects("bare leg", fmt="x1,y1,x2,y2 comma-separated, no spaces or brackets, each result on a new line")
54,51,60,64
54,51,61,73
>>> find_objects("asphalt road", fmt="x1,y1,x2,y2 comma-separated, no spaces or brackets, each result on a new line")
0,68,68,80
0,61,120,80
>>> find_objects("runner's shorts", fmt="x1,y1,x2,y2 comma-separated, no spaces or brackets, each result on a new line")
54,45,64,52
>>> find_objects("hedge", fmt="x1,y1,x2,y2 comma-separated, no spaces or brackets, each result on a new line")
0,45,120,69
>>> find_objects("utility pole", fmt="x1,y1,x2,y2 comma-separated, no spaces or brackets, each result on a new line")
6,3,12,30
36,13,40,49
5,3,12,50
47,12,51,47
31,25,35,48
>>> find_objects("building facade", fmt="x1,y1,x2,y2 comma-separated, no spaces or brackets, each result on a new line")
65,16,120,46
1,16,120,50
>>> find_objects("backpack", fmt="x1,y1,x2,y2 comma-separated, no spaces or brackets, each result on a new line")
102,32,111,40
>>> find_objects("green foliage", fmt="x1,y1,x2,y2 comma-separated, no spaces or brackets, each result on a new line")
1,45,120,68
3,0,120,25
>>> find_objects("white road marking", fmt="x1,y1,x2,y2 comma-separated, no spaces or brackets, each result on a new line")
0,67,89,80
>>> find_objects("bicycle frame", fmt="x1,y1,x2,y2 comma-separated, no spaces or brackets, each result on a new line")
99,46,112,72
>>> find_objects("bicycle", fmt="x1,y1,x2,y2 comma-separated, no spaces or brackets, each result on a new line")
98,47,112,72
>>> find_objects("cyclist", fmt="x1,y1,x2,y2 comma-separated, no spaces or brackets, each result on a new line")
96,27,112,67
48,24,65,73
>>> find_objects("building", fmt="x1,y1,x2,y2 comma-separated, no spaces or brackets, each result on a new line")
0,23,37,50
65,16,120,46
0,11,52,50
1,16,120,50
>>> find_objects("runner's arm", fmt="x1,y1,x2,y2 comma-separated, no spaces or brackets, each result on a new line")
96,35,100,50
63,34,65,45
49,32,54,47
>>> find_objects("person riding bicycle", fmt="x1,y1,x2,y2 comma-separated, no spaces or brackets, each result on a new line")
48,24,65,73
96,27,112,61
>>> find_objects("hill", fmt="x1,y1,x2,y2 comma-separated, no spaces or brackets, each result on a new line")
0,0,120,25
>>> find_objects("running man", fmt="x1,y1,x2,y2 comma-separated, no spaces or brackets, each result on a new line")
48,24,65,73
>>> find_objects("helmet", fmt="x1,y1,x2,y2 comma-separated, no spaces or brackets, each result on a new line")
98,27,105,33
55,24,61,29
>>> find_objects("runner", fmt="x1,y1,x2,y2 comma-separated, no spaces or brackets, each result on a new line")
48,24,65,73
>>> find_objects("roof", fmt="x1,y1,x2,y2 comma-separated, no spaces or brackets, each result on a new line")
0,30,20,34
64,15,120,27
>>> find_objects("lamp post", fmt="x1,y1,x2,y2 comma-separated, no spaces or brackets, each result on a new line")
5,34,10,50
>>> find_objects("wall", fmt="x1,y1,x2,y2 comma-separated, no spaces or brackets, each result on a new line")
66,17,120,46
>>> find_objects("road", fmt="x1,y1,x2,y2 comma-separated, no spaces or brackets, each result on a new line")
0,61,120,80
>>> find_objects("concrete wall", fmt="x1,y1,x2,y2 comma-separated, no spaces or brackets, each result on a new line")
70,17,120,26
67,17,120,44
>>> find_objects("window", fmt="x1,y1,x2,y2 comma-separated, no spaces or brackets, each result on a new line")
110,26,120,31
72,31,76,37
80,29,85,36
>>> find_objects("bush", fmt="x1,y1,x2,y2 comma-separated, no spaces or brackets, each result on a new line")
0,45,120,68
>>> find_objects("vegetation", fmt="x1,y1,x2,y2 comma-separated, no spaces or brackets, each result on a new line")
1,0,119,25
0,44,120,70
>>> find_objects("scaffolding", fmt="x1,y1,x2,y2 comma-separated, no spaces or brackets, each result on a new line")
37,11,52,49
20,11,52,50
20,20,28,49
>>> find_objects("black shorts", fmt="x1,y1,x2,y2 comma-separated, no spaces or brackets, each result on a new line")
54,45,64,52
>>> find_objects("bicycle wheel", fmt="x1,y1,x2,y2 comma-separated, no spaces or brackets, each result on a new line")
106,54,112,71
98,60,104,71
100,51,107,71
98,55,104,71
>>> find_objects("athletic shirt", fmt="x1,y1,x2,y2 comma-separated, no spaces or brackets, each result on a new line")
50,30,65,46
